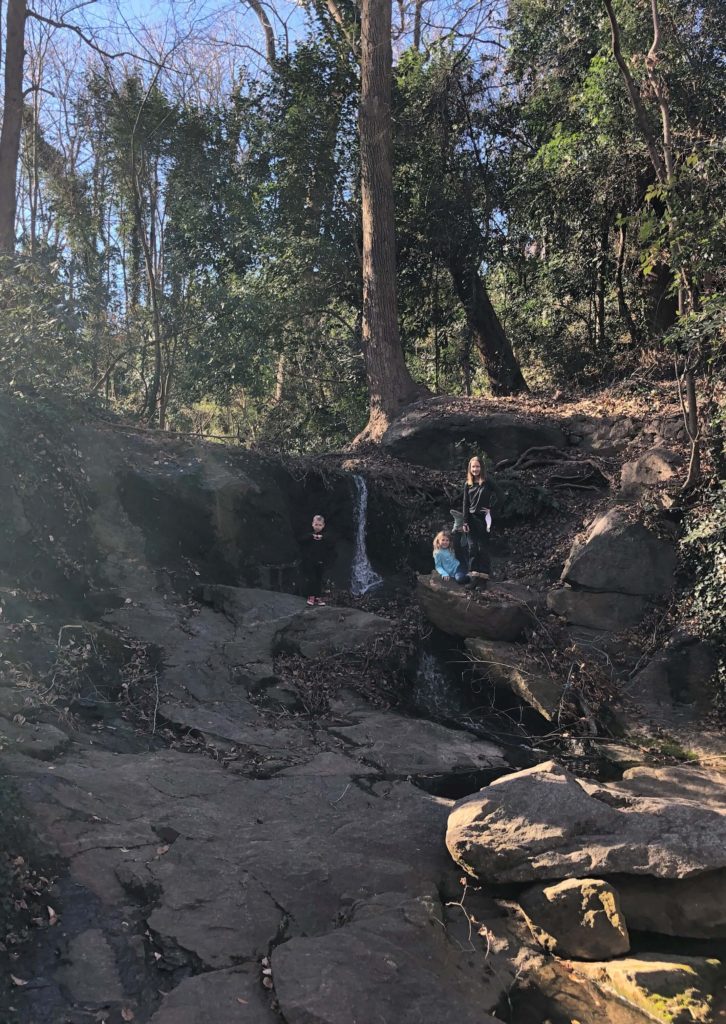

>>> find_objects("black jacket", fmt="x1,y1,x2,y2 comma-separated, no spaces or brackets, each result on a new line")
299,530,336,566
463,480,496,526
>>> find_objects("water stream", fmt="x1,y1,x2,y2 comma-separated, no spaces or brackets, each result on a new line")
350,473,383,596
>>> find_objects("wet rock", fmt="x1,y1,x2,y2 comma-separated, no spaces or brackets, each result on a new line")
573,955,725,1024
380,398,565,470
518,878,629,960
149,964,277,1024
55,928,124,1005
621,447,682,492
273,892,503,1024
0,717,69,760
446,760,726,885
547,587,650,631
465,638,563,719
562,509,677,598
417,575,539,641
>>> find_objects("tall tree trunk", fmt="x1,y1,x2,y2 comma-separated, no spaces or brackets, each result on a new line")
0,0,27,254
448,253,528,395
355,0,426,442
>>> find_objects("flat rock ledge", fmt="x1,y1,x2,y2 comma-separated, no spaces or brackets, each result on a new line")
417,574,541,642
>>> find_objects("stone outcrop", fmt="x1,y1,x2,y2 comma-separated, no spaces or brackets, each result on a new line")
381,397,565,470
621,447,682,492
447,760,726,890
518,879,629,960
547,587,650,631
562,509,677,598
573,955,725,1024
417,575,540,641
465,638,562,719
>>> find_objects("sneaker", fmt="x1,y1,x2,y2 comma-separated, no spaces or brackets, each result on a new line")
306,595,316,606
314,597,326,606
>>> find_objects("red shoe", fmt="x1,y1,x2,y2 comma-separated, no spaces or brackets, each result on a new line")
314,597,326,606
306,595,315,606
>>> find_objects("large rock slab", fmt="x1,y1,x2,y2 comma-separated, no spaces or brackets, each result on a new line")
547,587,650,630
417,575,539,641
562,509,677,597
273,892,502,1024
381,398,565,470
330,708,508,784
519,878,629,960
446,760,726,885
630,637,718,727
149,965,277,1024
8,747,455,973
465,638,563,719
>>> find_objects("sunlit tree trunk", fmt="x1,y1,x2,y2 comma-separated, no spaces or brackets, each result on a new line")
356,0,425,442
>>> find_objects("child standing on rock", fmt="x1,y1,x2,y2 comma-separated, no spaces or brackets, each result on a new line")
300,514,334,606
461,455,495,579
433,531,469,584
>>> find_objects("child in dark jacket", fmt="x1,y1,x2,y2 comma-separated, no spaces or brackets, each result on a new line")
300,514,334,605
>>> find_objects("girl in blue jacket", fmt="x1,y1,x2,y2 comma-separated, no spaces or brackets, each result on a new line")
433,531,469,583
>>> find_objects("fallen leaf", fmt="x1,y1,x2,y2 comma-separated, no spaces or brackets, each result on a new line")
47,906,58,926
11,975,28,987
121,1008,135,1021
155,845,170,857
236,998,248,1005
262,976,274,990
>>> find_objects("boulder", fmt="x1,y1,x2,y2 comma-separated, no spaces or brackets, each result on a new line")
272,893,503,1024
547,587,650,631
562,509,677,597
465,638,563,720
446,760,726,885
631,638,718,723
417,575,539,642
621,447,682,492
613,870,726,940
380,398,565,470
518,878,629,960
573,955,725,1024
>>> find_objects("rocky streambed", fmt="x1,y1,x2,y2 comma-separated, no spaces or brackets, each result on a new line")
1,393,724,1024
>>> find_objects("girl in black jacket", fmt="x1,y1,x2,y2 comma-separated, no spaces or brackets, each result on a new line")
461,456,495,577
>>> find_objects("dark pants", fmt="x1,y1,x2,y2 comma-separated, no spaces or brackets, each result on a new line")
464,515,491,574
302,557,324,597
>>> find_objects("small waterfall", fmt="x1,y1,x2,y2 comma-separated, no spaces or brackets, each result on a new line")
350,474,383,596
411,649,458,716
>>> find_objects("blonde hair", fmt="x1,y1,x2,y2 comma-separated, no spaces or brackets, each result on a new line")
433,530,453,553
466,456,486,486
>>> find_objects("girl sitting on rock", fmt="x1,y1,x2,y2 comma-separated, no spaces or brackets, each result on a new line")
433,531,469,584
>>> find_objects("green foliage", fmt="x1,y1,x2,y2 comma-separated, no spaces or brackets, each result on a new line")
682,483,726,705
0,254,83,389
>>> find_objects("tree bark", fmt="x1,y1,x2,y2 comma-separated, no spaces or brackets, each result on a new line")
0,0,27,254
355,0,425,441
448,253,528,395
615,221,641,346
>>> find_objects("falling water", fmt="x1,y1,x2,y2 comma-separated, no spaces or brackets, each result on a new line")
411,649,454,716
350,474,383,596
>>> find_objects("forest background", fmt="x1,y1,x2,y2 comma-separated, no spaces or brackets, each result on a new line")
0,0,723,453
